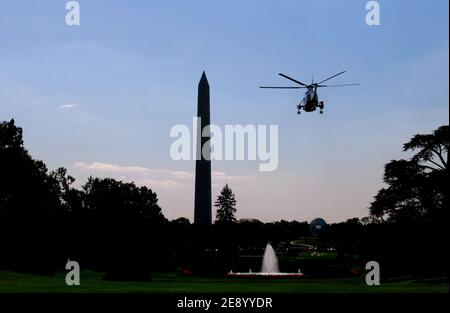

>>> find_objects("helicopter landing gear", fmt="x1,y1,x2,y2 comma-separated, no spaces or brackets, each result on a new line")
297,104,303,115
319,101,324,114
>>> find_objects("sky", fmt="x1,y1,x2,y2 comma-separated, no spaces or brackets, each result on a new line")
0,0,448,223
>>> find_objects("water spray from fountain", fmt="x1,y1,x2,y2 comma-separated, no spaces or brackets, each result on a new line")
261,243,279,273
227,242,303,278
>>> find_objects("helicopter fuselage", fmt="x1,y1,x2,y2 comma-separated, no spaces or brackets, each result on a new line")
299,86,322,113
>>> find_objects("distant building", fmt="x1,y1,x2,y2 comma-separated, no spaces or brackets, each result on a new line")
309,218,328,236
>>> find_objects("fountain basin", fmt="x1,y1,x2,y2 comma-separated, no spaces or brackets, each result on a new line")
226,272,304,278
227,243,304,278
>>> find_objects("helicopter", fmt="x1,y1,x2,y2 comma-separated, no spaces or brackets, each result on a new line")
260,71,359,114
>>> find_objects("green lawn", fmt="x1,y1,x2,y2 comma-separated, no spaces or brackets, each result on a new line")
0,271,447,293
297,251,338,260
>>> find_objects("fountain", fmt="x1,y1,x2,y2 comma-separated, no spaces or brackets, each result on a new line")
227,243,304,278
261,243,280,273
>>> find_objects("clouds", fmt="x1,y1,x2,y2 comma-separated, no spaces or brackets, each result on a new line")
75,161,148,173
59,104,79,109
74,161,186,188
73,161,253,190
72,161,257,221
212,171,254,185
169,171,194,179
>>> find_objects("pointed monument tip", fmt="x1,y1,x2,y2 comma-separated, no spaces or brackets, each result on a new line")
199,71,209,85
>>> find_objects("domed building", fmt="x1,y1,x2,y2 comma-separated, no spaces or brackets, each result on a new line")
309,218,328,236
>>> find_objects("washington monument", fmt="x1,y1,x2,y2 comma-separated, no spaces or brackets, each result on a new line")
194,71,212,225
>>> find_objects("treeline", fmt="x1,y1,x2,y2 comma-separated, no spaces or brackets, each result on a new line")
0,120,166,276
0,119,311,277
0,119,448,279
323,125,448,277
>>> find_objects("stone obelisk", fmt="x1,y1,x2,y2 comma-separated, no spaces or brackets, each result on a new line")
194,71,212,225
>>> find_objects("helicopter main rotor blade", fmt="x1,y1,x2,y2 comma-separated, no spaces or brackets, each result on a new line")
259,86,303,89
317,83,360,87
317,71,346,85
278,73,309,87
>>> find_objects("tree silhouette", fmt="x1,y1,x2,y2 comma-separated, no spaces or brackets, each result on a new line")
2,118,447,278
82,177,167,279
369,125,448,223
0,119,63,274
214,184,237,224
403,125,448,172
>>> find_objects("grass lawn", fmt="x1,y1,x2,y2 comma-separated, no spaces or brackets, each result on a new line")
296,251,338,260
0,271,448,293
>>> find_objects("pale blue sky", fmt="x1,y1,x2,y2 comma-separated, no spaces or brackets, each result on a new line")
0,0,448,222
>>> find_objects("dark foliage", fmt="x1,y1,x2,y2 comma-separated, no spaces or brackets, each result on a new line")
214,184,237,224
0,120,447,279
